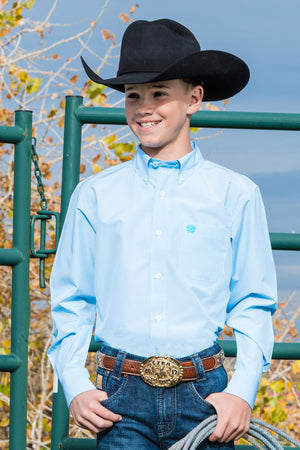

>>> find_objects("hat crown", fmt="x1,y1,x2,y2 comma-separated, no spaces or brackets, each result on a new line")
117,19,200,76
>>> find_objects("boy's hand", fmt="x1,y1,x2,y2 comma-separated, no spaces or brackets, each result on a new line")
205,392,251,442
70,389,122,433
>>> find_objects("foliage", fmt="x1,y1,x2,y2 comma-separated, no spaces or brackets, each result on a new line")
0,0,299,449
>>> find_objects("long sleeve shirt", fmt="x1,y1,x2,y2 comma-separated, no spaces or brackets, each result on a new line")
48,141,277,409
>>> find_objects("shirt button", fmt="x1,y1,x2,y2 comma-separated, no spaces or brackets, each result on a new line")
154,272,162,279
155,229,162,236
152,161,159,168
155,315,162,321
160,190,166,197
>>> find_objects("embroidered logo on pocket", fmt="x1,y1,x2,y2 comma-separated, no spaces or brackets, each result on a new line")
186,224,196,234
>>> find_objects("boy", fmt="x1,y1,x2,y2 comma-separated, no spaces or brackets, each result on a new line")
48,19,277,449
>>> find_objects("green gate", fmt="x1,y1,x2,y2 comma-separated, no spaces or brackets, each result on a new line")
0,98,299,449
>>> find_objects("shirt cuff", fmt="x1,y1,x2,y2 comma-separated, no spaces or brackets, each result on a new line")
223,357,264,409
60,367,96,408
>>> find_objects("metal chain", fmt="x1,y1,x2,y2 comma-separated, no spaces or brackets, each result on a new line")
30,137,60,288
31,137,48,210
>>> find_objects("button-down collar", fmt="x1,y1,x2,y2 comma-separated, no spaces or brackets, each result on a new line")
134,141,204,184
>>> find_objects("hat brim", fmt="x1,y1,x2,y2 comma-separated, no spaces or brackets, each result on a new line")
81,50,249,101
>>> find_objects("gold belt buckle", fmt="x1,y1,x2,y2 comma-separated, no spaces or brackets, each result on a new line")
140,356,183,387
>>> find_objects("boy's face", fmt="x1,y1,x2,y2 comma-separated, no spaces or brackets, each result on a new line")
125,79,203,159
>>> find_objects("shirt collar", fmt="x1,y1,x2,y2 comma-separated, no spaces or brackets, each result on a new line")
134,141,204,184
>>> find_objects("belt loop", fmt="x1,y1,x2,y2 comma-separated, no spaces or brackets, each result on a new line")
112,350,127,381
190,353,206,382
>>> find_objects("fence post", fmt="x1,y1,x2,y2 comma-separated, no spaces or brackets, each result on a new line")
51,96,83,450
9,110,32,450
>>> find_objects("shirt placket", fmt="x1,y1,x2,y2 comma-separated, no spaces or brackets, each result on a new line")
149,168,172,350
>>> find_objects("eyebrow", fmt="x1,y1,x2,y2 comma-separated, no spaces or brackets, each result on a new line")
151,83,171,89
125,83,171,92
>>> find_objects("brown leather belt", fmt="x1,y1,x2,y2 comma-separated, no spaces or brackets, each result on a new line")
96,349,225,388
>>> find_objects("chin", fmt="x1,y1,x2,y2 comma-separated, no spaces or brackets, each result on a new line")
141,143,164,153
139,139,164,149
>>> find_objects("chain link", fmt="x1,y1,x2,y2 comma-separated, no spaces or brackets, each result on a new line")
31,137,48,210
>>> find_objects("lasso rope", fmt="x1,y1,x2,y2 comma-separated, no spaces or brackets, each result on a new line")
168,415,300,450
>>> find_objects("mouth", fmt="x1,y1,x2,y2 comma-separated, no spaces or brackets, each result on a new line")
137,120,161,129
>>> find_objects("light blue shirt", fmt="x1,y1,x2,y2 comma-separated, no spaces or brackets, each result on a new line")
48,142,277,409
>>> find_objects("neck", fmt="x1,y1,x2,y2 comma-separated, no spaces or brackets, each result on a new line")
141,141,193,161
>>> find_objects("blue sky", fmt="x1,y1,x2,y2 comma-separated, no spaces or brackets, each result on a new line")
28,0,300,304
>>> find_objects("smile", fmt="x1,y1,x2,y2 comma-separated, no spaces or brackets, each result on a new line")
137,121,161,128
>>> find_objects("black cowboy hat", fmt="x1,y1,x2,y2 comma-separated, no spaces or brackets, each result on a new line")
81,19,250,101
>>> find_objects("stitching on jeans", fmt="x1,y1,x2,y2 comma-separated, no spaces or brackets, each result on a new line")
187,382,215,410
164,386,178,436
157,387,178,439
100,374,129,405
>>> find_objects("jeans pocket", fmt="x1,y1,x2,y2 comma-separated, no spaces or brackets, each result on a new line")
98,369,128,407
188,381,216,411
187,366,228,411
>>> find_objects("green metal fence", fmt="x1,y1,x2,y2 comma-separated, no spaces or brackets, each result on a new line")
0,98,299,449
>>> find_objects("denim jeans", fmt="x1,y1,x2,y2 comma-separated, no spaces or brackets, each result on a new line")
96,343,234,450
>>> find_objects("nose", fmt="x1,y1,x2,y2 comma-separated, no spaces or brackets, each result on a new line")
136,96,153,116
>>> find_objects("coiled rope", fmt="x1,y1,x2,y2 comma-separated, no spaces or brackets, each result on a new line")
168,415,300,450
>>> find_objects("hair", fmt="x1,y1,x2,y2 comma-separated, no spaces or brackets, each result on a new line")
181,78,204,89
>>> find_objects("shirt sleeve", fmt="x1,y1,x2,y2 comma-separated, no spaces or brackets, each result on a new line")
223,186,278,409
47,183,97,407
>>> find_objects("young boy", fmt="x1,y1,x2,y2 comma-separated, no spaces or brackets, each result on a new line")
48,19,277,449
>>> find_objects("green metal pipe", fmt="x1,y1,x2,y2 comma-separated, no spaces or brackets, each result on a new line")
89,338,300,360
75,103,300,131
219,341,300,360
60,96,84,227
219,340,237,357
0,124,25,143
0,353,22,372
271,343,300,360
190,110,300,130
9,110,32,450
51,384,69,450
76,105,127,125
88,336,101,353
270,232,300,250
62,438,96,449
0,247,24,266
51,96,84,450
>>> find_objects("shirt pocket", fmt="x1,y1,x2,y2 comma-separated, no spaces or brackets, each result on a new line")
179,225,227,282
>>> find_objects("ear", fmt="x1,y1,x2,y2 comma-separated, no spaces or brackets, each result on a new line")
187,85,204,115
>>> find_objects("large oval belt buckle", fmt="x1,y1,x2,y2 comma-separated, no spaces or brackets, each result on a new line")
140,356,183,388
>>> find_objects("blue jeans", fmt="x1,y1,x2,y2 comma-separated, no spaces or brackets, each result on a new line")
96,343,234,449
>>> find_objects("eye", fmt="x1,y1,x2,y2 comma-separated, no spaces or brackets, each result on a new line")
154,91,166,98
126,92,139,99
